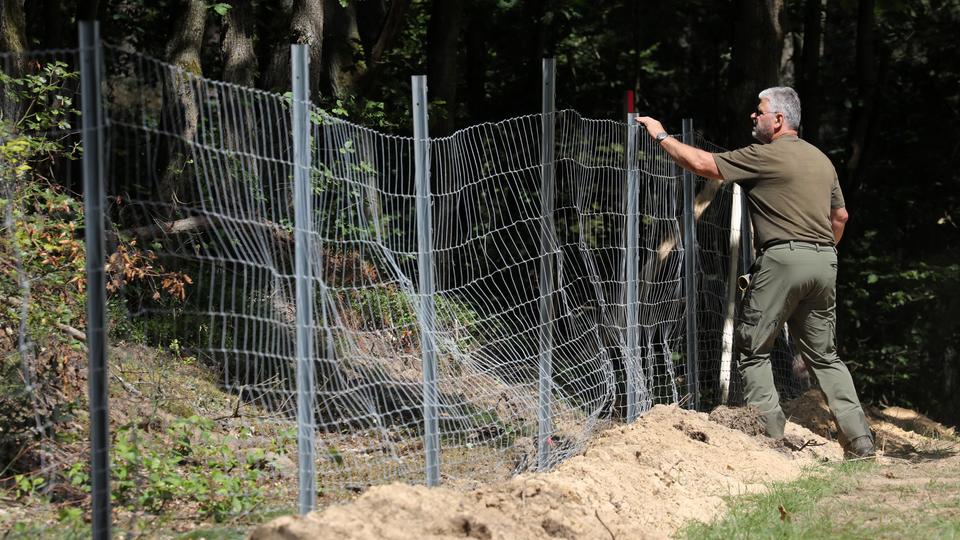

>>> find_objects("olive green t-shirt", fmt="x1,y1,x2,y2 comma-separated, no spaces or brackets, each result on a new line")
713,135,844,248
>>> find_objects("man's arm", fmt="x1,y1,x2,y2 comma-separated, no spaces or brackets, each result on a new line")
635,116,724,181
831,207,849,245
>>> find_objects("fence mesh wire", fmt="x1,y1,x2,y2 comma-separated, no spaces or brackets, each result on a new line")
1,44,806,535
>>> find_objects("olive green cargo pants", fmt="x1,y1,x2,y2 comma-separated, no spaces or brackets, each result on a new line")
735,241,871,441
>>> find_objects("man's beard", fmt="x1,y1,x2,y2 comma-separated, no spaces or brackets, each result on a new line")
752,123,773,143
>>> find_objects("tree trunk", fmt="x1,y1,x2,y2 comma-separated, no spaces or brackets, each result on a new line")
76,0,98,21
157,0,206,208
321,0,359,99
723,0,785,148
24,0,70,49
798,0,824,144
1,0,27,124
220,0,259,159
464,1,489,121
845,0,878,194
291,0,324,95
0,0,26,53
222,0,258,87
260,0,323,94
351,0,411,98
355,0,386,55
427,0,464,135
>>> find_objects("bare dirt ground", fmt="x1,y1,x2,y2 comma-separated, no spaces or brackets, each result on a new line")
251,392,958,540
250,404,844,540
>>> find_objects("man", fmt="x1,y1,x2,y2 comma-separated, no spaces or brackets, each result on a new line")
635,87,875,458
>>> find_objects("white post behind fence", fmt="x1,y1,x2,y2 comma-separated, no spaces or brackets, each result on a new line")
291,43,317,514
720,184,743,403
538,58,556,469
412,75,440,486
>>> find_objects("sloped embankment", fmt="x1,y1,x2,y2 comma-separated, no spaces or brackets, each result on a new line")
251,405,841,540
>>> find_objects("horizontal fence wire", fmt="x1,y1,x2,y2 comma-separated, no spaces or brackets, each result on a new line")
0,44,807,536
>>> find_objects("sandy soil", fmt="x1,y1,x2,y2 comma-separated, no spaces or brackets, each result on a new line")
783,389,957,459
250,404,842,540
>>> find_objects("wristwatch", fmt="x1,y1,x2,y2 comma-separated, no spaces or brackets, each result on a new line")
655,131,671,143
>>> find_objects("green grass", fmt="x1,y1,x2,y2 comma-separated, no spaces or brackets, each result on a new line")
680,461,876,539
680,458,960,540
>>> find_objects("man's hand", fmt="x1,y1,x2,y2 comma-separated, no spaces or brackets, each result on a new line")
633,115,724,181
635,116,665,140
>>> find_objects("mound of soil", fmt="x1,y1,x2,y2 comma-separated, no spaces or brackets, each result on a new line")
783,389,957,459
708,405,766,437
250,405,840,540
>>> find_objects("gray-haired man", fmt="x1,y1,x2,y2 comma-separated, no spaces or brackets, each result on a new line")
636,87,875,458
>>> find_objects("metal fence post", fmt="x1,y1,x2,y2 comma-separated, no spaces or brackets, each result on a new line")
291,44,317,514
538,58,556,469
625,113,639,422
412,75,440,486
681,118,699,410
80,20,110,540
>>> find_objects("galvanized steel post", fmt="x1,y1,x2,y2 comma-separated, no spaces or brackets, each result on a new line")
538,58,556,469
681,118,699,410
625,113,639,422
291,44,317,514
412,75,440,486
80,20,111,540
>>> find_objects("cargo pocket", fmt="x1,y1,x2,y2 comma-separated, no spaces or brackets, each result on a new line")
734,306,763,356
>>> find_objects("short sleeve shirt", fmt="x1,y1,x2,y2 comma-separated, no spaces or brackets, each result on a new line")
713,135,844,248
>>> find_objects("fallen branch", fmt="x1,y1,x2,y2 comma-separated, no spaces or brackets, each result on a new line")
112,215,293,243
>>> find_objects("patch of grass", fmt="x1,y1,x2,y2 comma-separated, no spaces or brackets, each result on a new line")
682,456,960,540
680,461,876,539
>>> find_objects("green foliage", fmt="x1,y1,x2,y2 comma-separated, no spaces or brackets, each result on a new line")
340,283,483,352
110,416,266,522
0,60,84,340
208,3,231,17
0,60,86,476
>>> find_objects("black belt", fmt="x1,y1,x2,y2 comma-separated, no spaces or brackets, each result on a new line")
760,240,836,253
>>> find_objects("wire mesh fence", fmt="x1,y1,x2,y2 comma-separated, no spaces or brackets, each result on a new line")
0,29,805,537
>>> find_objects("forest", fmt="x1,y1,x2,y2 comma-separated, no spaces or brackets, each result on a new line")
2,0,957,425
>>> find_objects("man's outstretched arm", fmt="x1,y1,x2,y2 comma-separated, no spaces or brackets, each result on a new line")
635,116,724,181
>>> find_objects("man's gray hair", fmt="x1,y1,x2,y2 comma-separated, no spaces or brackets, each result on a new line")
758,87,801,129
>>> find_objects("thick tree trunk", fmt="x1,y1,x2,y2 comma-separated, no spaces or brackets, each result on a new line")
355,0,387,55
24,0,70,49
76,0,98,21
0,0,26,53
845,0,879,193
222,0,258,87
157,0,206,208
1,0,27,124
260,0,323,94
351,0,411,98
220,0,259,158
291,0,324,95
427,0,464,135
464,1,489,121
723,0,785,148
799,0,824,144
321,0,359,99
